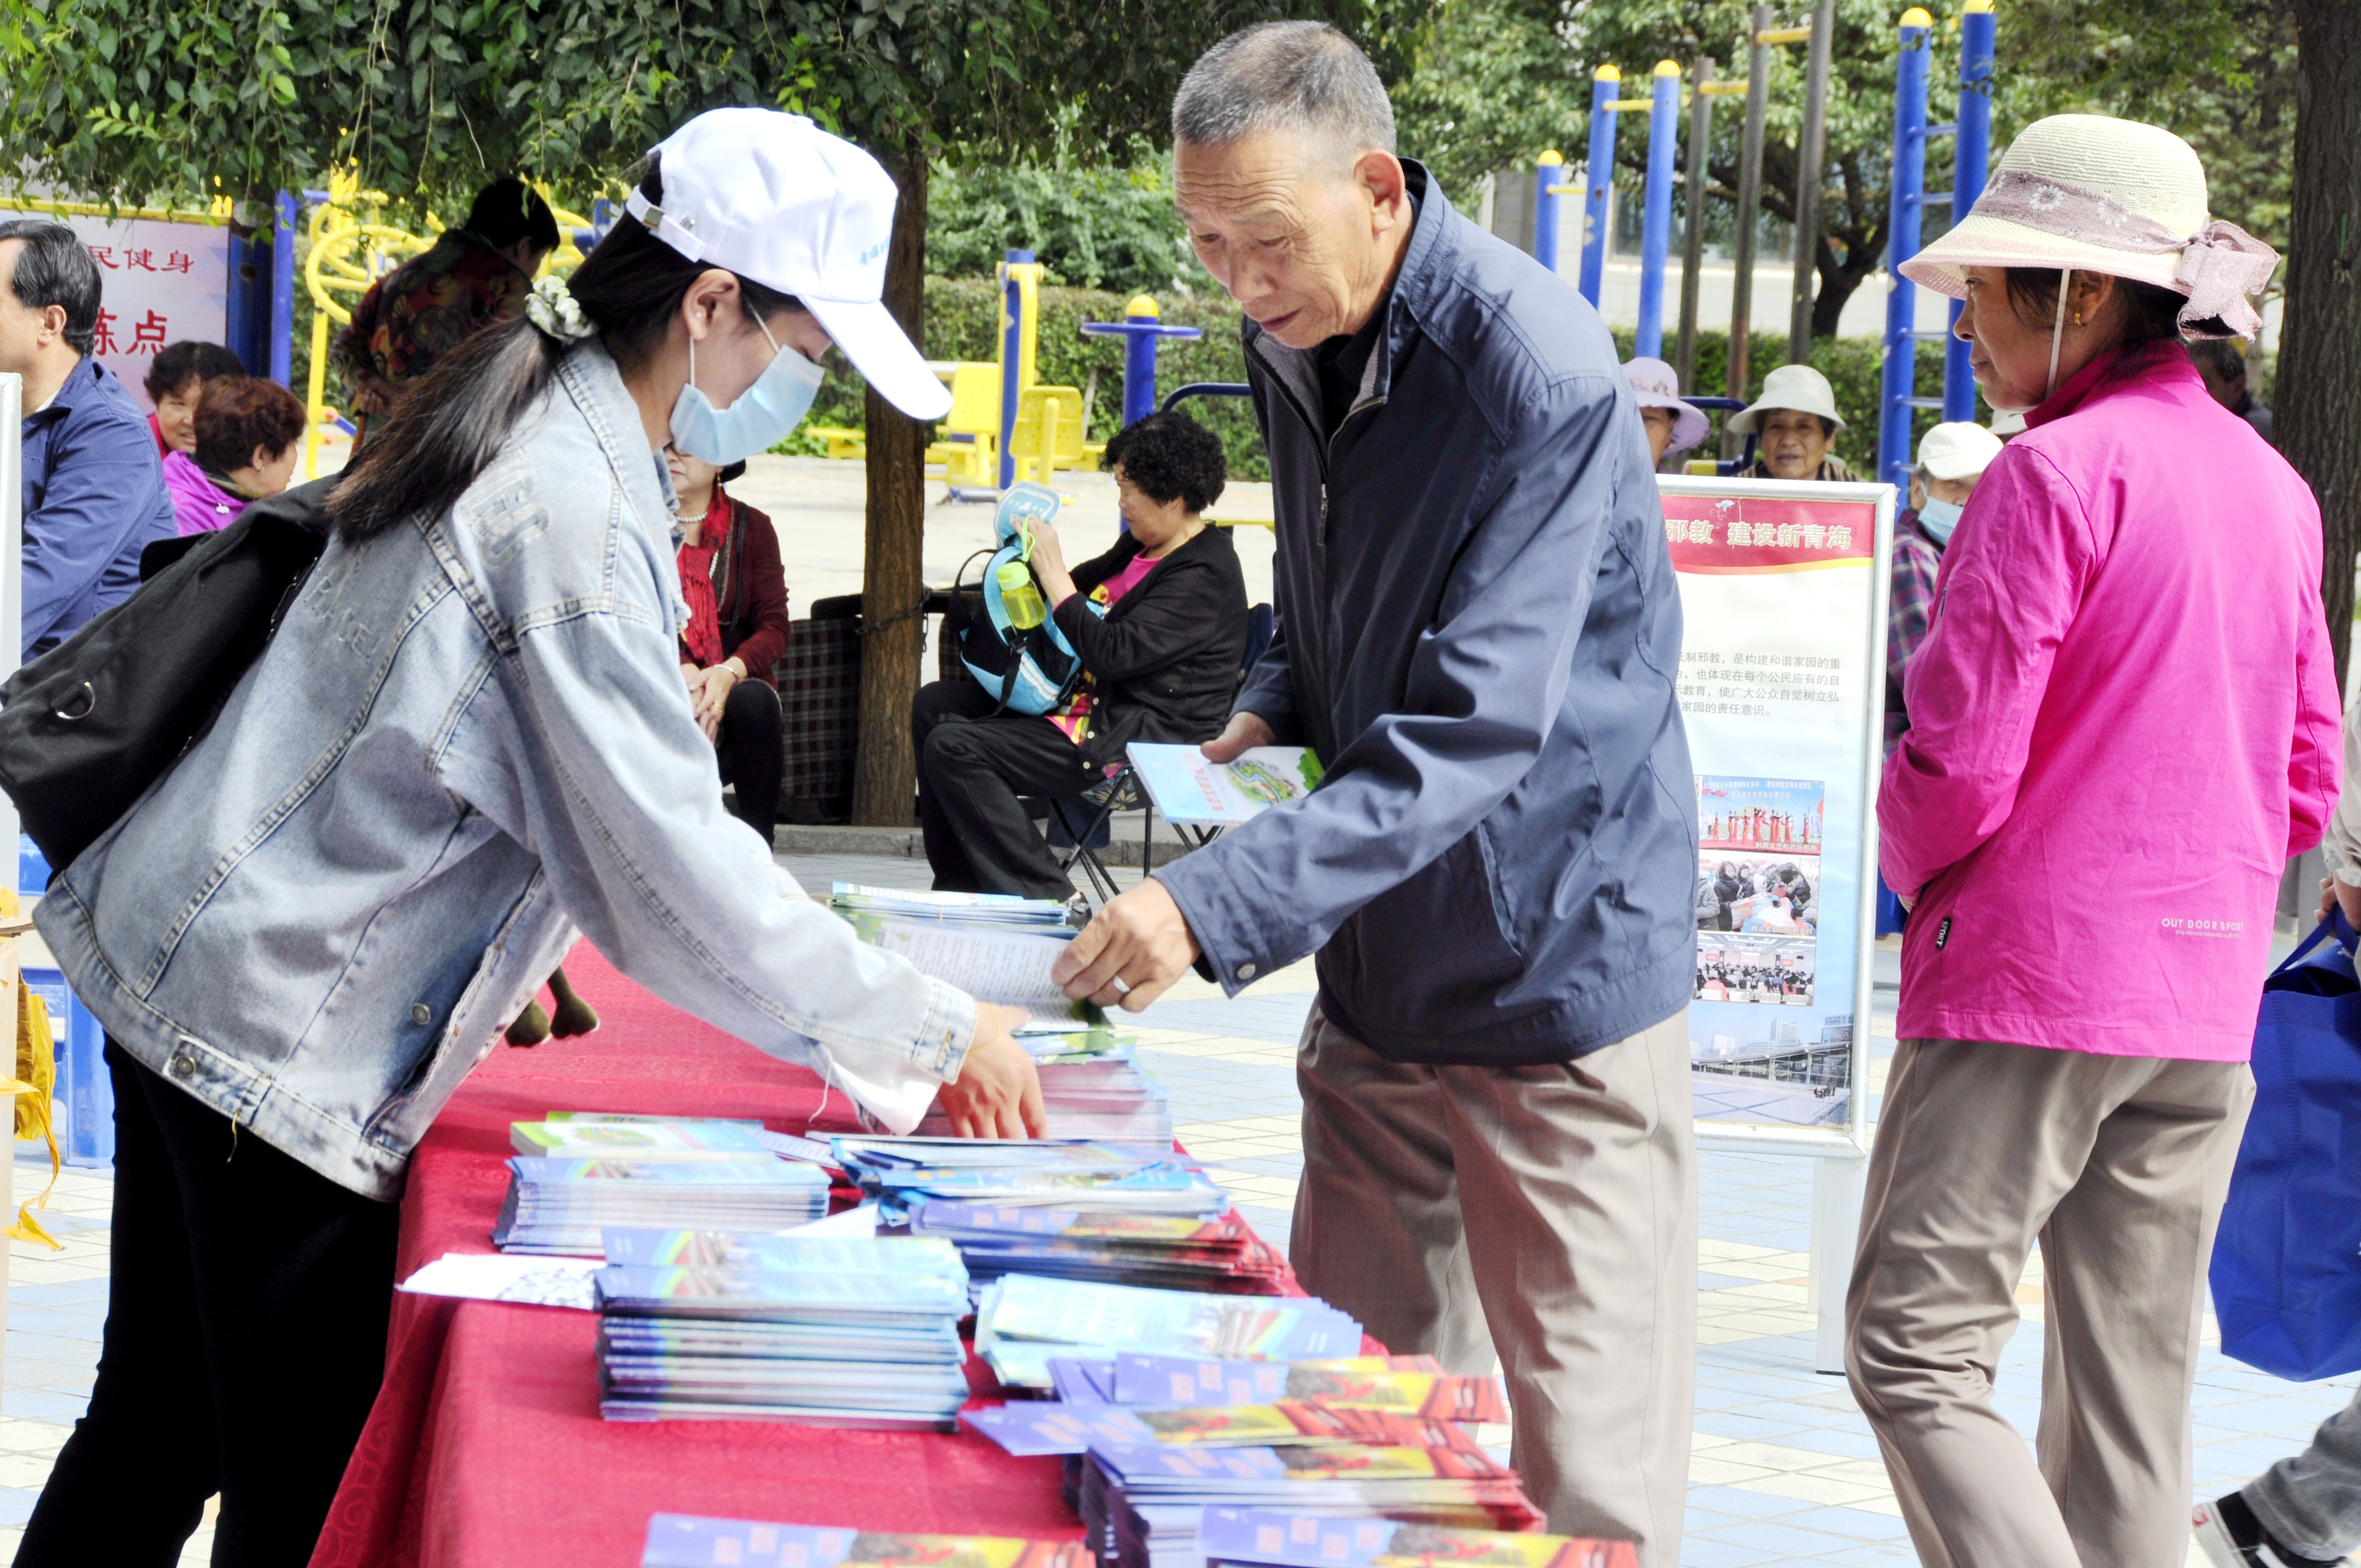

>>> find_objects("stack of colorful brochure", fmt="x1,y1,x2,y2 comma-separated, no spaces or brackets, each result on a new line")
831,888,1102,1038
595,1233,971,1427
916,1036,1174,1149
1198,1507,1636,1568
642,1514,1091,1568
972,1274,1363,1391
1081,1444,1545,1568
836,1137,1230,1219
963,1354,1504,1457
509,1118,781,1161
492,1159,829,1255
828,882,1077,932
907,1202,1287,1295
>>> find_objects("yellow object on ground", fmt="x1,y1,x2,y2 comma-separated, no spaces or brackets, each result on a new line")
9,945,59,1249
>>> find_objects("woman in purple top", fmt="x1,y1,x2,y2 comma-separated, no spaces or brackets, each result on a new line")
162,375,306,536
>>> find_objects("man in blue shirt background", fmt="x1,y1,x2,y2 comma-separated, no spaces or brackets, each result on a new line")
0,220,177,657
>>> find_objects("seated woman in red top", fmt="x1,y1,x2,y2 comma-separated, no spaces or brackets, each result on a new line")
910,411,1248,901
144,339,244,459
668,445,792,845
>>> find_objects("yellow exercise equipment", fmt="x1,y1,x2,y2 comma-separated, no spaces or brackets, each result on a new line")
300,168,600,480
1007,385,1091,486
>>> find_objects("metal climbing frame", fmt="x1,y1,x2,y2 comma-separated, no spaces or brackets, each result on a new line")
1878,2,1997,488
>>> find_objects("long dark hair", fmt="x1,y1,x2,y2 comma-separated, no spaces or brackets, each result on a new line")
329,157,799,543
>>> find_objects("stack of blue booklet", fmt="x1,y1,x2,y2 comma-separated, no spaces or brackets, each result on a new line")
972,1273,1363,1391
836,1137,1228,1219
1080,1444,1544,1568
492,1159,829,1255
595,1232,972,1428
641,1514,1090,1568
905,1201,1286,1295
1198,1507,1635,1568
828,882,1076,931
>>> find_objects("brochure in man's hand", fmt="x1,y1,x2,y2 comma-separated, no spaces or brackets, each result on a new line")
1126,743,1324,826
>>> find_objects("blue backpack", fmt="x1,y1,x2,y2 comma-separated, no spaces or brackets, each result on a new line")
947,483,1087,716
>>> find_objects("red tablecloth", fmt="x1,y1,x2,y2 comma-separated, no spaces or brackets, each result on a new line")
309,946,1095,1568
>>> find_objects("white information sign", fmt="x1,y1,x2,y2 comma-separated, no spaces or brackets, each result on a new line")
1660,474,1895,1371
0,209,231,412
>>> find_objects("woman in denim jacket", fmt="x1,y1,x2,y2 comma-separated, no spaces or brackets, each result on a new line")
15,111,1039,1567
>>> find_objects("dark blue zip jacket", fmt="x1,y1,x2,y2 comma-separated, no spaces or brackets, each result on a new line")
1154,166,1697,1065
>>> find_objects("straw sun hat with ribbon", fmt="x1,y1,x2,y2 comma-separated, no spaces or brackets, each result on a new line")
1898,113,2277,343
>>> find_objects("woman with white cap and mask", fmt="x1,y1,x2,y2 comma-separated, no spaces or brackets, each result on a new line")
12,110,1041,1567
1851,114,2338,1568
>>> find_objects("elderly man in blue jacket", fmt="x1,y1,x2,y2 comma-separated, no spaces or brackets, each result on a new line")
0,220,178,658
1053,22,1699,1561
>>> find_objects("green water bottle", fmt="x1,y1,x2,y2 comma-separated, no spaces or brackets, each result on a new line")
997,559,1046,629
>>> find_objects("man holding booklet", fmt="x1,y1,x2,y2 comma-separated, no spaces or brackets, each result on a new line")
1054,23,1697,1562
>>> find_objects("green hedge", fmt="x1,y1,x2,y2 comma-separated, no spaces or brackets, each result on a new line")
785,282,1951,484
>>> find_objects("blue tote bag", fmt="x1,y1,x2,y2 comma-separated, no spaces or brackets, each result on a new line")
2210,907,2361,1381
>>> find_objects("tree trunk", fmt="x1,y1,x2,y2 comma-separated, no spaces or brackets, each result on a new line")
1808,238,1881,339
2280,0,2361,690
850,146,932,827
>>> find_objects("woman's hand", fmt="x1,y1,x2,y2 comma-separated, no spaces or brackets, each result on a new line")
686,661,742,741
935,1003,1046,1138
2318,875,2361,931
1026,520,1079,607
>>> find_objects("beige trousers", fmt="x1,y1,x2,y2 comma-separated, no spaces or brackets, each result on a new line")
1845,1037,2254,1568
1288,1005,1696,1564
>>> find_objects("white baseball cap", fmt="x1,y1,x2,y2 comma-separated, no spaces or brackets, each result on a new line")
627,108,951,421
1914,421,2005,481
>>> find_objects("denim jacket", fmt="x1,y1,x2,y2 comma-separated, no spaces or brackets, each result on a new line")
36,342,976,1200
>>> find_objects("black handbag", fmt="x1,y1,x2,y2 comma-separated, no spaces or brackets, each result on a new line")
0,477,333,873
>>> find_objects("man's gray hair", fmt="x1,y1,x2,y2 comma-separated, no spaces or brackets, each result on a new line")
1171,21,1396,161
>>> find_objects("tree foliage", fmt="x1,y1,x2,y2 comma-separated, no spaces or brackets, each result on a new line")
928,144,1214,298
0,0,1426,214
1391,0,2302,337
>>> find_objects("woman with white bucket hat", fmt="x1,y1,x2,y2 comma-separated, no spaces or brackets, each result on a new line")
1851,113,2338,1568
1731,362,1855,480
13,110,1042,1566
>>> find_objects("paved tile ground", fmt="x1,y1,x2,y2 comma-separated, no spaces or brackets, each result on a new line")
0,850,2351,1565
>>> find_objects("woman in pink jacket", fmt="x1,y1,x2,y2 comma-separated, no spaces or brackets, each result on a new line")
1850,115,2341,1568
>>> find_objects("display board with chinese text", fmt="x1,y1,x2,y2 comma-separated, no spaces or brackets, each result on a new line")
1659,476,1894,1134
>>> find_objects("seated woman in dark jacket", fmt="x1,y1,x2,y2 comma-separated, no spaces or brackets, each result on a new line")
912,411,1248,900
669,444,793,843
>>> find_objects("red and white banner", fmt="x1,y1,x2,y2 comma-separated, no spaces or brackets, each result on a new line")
0,208,231,412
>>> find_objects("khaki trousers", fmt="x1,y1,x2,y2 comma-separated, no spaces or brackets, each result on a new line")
1288,1005,1696,1564
1845,1037,2253,1568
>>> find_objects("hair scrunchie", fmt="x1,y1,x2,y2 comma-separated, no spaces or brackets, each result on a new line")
524,274,596,342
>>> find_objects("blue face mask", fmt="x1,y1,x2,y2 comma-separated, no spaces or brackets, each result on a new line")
669,318,825,464
1918,497,1964,545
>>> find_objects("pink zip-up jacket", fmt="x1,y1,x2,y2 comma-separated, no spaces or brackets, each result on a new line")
1881,341,2341,1060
